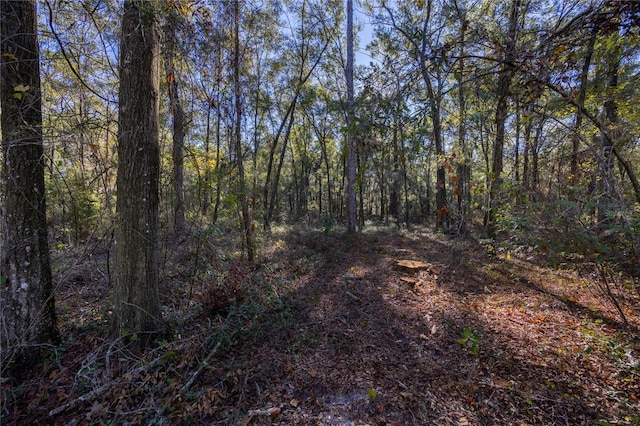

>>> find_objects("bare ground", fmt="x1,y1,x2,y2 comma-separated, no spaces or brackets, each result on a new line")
2,227,639,425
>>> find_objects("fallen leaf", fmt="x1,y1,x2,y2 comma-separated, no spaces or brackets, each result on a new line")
13,84,30,92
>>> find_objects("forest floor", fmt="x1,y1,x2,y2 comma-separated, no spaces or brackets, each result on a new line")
2,225,639,425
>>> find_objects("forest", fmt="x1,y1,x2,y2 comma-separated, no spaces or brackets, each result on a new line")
1,0,639,424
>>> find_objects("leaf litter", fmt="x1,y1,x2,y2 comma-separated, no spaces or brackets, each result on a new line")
1,227,638,425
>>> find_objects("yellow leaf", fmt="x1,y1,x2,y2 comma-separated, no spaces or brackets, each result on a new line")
13,84,30,92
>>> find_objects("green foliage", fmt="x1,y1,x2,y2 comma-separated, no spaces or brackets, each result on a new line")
458,327,481,356
322,214,334,235
67,174,101,241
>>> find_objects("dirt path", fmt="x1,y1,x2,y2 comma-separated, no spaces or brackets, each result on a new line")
231,230,639,425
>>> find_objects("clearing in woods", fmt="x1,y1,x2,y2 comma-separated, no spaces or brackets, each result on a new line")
2,227,639,425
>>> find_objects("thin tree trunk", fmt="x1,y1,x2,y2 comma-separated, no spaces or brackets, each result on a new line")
390,123,400,222
1,0,59,368
233,0,254,261
571,29,596,183
456,9,468,234
213,76,223,224
311,117,333,220
162,14,186,235
488,0,520,238
202,98,212,216
522,115,533,198
267,107,297,226
346,0,357,233
263,28,331,230
514,100,520,184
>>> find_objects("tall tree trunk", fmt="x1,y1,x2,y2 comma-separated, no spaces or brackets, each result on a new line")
262,25,330,230
346,0,357,234
1,0,58,369
162,13,186,235
202,98,212,216
233,0,254,261
390,122,400,222
213,71,223,224
488,0,520,238
514,100,520,184
113,0,163,348
267,107,297,226
597,37,621,224
311,117,333,221
419,60,447,229
358,155,366,230
264,97,297,230
456,8,469,234
522,115,533,199
570,29,596,184
382,0,447,228
532,120,542,196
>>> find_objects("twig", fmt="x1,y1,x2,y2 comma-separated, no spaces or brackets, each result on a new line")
49,383,110,417
346,291,360,301
49,350,167,417
180,340,221,394
240,407,281,426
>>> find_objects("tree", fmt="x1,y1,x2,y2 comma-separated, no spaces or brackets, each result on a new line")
1,0,58,369
112,0,164,347
262,0,337,230
162,4,186,235
346,0,356,233
381,0,449,229
232,0,255,261
487,0,521,238
452,0,470,234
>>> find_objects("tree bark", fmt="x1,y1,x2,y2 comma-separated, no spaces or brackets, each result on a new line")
113,0,163,348
1,0,59,369
162,13,186,235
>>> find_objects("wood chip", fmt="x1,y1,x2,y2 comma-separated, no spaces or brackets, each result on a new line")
394,259,431,274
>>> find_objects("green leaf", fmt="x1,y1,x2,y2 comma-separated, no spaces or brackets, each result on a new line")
367,388,377,399
12,92,22,101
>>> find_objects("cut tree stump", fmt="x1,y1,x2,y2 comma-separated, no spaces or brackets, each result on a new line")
394,259,430,274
